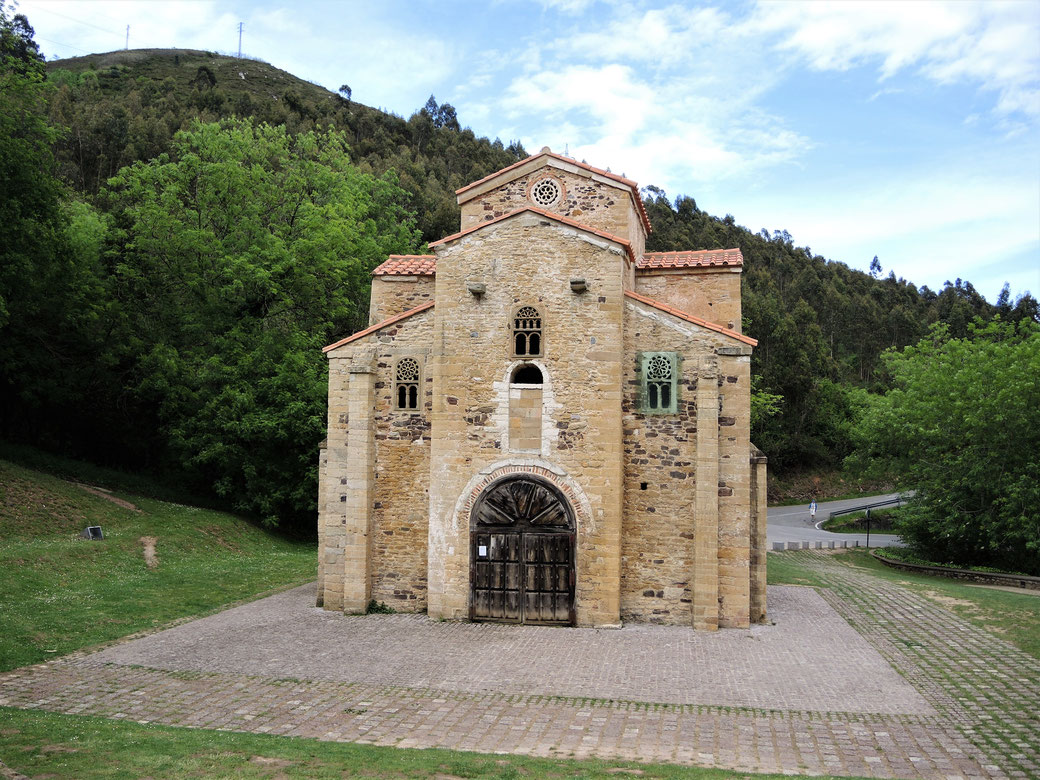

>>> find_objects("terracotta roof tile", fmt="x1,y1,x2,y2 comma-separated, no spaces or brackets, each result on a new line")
455,149,652,235
429,206,636,265
323,301,435,353
624,290,757,347
372,255,437,276
637,248,743,271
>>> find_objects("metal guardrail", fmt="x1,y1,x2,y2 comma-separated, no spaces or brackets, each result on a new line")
827,497,904,520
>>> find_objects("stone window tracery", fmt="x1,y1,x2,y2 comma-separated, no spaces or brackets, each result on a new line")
529,176,562,208
394,357,421,411
640,352,679,414
512,306,542,357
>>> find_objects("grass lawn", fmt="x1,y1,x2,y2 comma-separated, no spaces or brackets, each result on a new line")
0,707,842,780
820,506,904,534
0,458,315,672
768,549,1040,660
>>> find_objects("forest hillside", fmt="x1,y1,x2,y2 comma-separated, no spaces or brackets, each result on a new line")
2,19,1036,529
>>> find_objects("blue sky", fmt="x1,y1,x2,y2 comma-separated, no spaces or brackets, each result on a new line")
19,0,1040,302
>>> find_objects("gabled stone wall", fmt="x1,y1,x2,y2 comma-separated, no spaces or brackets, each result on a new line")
426,213,627,627
460,162,646,260
621,299,757,628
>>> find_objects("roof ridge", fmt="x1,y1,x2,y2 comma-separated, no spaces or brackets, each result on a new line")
623,290,757,346
642,248,741,257
637,247,744,271
429,206,636,265
323,301,435,353
373,255,437,277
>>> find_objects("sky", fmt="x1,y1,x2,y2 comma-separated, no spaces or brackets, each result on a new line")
17,0,1040,302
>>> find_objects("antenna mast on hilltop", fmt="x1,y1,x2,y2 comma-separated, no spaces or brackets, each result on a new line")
237,22,243,57
125,25,129,50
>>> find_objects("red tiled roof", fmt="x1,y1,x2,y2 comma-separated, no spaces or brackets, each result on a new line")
372,255,436,276
637,248,743,271
624,290,757,347
322,301,435,353
454,149,652,236
429,206,636,265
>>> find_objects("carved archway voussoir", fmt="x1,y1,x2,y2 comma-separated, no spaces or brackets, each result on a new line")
452,460,594,535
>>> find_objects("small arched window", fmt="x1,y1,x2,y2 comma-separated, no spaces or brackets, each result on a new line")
640,352,678,414
394,357,420,411
511,363,543,384
512,306,542,357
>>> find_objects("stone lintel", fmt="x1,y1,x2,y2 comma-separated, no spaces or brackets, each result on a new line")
715,346,752,357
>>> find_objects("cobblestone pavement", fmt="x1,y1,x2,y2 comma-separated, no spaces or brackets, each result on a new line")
78,584,930,715
1,552,1037,778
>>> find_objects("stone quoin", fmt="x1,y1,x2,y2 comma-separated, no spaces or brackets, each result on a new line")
317,147,768,630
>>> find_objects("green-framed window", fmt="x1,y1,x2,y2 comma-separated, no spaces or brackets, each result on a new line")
639,351,679,414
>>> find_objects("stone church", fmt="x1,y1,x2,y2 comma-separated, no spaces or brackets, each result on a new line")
317,147,768,630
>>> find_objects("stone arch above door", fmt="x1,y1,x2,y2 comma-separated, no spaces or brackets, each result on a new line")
456,462,592,535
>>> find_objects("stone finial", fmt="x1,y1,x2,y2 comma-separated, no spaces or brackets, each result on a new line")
540,146,551,154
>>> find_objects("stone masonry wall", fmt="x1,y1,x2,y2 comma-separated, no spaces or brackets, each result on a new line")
634,269,742,333
715,348,753,627
621,300,754,627
320,309,434,613
369,276,435,325
370,335,434,610
427,213,627,627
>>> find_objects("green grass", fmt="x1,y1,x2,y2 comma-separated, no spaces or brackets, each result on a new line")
768,549,1040,659
821,506,904,533
765,552,831,588
0,707,842,780
0,458,314,672
0,440,219,510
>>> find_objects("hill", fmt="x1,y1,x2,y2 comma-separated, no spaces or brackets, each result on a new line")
0,453,314,671
2,23,1035,531
46,48,526,241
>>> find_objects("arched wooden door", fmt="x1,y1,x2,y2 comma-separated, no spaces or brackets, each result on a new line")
470,476,575,626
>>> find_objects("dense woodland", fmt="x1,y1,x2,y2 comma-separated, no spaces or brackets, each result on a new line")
2,8,1037,549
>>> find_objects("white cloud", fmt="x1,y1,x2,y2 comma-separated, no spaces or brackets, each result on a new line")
751,0,1040,120
732,158,1039,296
487,4,811,192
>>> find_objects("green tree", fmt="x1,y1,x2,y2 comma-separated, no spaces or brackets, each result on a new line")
0,5,120,457
849,320,1040,574
102,118,421,526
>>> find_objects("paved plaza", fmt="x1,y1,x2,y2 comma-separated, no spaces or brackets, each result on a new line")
2,551,1038,778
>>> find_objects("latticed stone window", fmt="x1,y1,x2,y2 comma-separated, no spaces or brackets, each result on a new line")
512,306,542,357
529,176,562,208
639,352,679,414
394,357,421,411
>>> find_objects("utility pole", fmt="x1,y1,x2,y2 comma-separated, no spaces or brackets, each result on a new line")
125,25,129,50
237,22,243,58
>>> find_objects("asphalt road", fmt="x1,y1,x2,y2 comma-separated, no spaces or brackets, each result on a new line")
767,493,905,547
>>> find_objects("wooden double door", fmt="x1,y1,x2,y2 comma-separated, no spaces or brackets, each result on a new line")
470,477,575,626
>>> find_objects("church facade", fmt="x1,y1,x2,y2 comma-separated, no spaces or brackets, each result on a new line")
317,148,768,630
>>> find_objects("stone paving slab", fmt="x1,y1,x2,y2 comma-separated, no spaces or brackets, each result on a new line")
0,662,985,778
2,558,1036,778
82,584,932,716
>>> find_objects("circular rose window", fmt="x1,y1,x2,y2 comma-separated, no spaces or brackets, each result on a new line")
530,177,562,208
